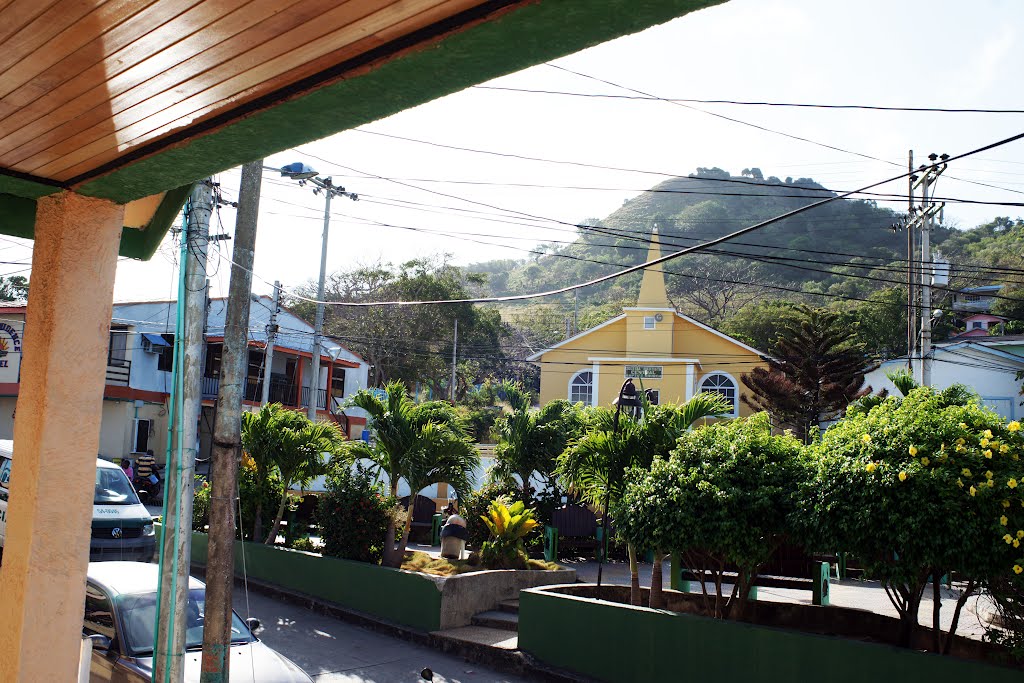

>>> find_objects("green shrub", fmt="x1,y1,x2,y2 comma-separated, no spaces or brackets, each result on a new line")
238,455,282,541
192,477,211,531
290,536,318,553
461,480,519,548
479,500,539,569
318,464,397,564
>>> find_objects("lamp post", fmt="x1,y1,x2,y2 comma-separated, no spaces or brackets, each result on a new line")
276,163,357,420
596,378,640,592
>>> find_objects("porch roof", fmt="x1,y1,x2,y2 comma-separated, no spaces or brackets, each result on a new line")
0,0,723,259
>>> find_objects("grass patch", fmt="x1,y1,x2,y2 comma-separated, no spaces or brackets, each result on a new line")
401,551,561,576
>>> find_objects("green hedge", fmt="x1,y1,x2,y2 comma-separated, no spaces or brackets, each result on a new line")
518,587,1021,683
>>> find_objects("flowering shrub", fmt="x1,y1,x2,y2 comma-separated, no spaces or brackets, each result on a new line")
318,464,398,564
613,413,807,619
192,477,211,531
479,500,539,569
238,452,282,541
460,480,520,548
803,386,1024,650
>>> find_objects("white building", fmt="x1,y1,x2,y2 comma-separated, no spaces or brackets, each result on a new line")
0,296,370,468
865,338,1024,421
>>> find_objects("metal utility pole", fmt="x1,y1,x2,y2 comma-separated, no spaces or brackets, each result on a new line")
910,153,948,387
200,161,262,682
260,280,281,405
907,150,916,371
154,180,211,683
450,318,458,402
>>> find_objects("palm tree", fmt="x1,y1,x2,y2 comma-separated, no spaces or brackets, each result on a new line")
240,404,303,541
557,392,731,607
491,382,581,506
261,420,345,545
345,381,479,567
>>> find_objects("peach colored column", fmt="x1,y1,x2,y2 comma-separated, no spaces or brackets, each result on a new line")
0,191,123,682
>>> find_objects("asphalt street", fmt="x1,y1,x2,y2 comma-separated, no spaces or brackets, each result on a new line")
231,587,531,683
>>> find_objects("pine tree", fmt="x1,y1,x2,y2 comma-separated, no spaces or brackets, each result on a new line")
741,306,876,442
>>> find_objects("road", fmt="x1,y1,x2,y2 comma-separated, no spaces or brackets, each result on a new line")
231,588,531,683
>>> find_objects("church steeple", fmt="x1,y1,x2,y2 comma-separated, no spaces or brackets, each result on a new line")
637,227,670,308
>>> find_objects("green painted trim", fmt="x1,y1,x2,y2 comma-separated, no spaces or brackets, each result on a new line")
74,0,723,203
518,588,1021,683
118,184,192,260
0,194,37,240
189,533,442,632
0,173,61,201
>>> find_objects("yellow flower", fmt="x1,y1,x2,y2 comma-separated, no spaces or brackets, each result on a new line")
959,422,968,429
908,445,918,456
984,450,993,459
986,470,995,480
861,434,872,444
940,443,946,451
962,468,973,478
898,471,907,482
1001,515,1009,526
1010,479,1019,489
1015,539,1021,549
920,457,930,466
1015,565,1023,575
985,429,994,439
956,438,966,446
970,486,977,497
865,462,877,473
1005,534,1014,544
1009,421,1021,432
989,479,996,488
1018,530,1024,539
981,438,990,447
956,445,966,453
957,478,964,488
1001,445,1010,454
1004,500,1012,508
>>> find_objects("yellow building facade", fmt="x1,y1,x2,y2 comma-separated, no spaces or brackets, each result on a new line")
530,230,768,416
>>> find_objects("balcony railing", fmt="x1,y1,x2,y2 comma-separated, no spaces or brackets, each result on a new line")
105,360,131,386
202,376,314,409
300,386,328,410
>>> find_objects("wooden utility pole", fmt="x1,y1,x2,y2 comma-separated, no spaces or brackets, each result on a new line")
155,180,210,683
200,161,262,682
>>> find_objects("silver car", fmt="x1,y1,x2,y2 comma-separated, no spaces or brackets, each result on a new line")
84,561,312,682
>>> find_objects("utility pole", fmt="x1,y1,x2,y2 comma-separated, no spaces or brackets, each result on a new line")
154,180,211,683
272,164,357,421
909,153,948,386
200,161,262,683
450,318,458,402
907,150,916,372
260,280,281,405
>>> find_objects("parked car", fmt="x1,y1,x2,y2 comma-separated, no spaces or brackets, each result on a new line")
83,562,313,682
0,441,155,561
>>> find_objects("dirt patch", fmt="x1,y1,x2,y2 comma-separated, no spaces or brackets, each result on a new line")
401,551,561,576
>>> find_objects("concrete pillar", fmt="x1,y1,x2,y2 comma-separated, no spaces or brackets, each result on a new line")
0,191,123,682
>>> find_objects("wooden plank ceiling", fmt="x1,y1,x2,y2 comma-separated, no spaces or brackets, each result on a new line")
0,0,488,185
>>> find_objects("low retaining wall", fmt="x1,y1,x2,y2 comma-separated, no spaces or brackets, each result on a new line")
518,585,1021,683
188,532,573,632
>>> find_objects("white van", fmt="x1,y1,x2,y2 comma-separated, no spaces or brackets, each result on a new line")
0,440,156,561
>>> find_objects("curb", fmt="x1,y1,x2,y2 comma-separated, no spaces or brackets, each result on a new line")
191,564,593,682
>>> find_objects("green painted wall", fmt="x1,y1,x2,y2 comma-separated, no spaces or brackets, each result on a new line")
189,532,442,631
518,589,1022,683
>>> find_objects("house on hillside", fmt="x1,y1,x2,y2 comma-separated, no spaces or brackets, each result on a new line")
954,312,1006,338
0,297,369,470
953,285,1003,313
528,230,768,415
865,337,1024,420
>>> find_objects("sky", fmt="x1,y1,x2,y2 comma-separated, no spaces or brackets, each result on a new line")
4,0,1022,302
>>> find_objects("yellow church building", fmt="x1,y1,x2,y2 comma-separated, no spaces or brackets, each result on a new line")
529,230,768,416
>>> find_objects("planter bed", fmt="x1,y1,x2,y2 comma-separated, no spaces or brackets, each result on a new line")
188,532,573,632
519,584,1021,683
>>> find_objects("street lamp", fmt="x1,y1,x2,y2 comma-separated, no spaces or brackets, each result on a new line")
596,378,640,592
275,162,357,420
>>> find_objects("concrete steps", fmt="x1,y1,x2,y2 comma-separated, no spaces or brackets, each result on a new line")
472,609,519,632
432,625,519,650
498,599,520,614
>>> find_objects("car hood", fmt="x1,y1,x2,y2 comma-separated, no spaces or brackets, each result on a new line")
136,642,312,682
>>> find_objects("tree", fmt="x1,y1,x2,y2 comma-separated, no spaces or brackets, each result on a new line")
0,275,28,301
556,393,731,606
803,386,1024,651
343,381,479,567
671,254,764,326
741,306,876,442
240,403,345,545
614,413,806,619
490,383,583,506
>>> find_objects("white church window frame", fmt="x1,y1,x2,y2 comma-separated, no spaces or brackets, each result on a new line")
699,372,739,417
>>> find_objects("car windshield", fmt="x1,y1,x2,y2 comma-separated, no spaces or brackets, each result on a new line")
115,588,255,656
95,466,140,505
